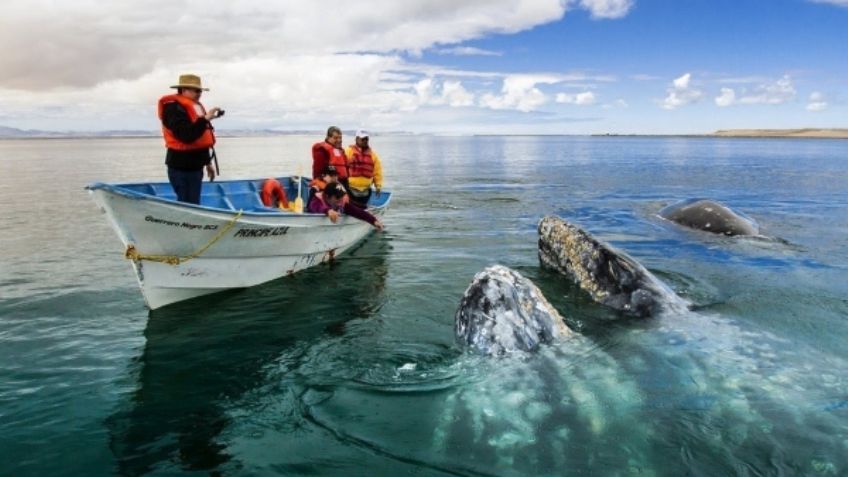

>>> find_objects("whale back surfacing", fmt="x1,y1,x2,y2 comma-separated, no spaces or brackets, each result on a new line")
659,199,759,236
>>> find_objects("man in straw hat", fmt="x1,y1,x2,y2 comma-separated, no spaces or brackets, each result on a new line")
157,74,223,204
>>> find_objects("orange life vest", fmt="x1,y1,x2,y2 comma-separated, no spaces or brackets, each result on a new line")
308,178,327,191
314,142,349,179
347,145,375,178
307,178,348,206
157,94,216,151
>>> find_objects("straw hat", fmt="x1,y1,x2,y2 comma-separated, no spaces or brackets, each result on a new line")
170,74,209,91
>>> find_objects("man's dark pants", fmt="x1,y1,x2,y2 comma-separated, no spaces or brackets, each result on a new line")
168,167,204,204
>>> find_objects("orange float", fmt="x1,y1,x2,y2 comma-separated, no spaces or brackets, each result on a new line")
260,179,289,209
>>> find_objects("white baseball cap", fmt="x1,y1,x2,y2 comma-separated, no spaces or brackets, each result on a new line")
355,129,369,138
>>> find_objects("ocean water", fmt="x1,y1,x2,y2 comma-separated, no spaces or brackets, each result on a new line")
1,136,847,476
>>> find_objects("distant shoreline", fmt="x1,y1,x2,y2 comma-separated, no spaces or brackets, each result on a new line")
1,128,846,140
593,128,848,139
711,128,848,139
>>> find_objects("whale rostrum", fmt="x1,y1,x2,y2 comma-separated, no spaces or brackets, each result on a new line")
538,215,685,317
455,265,572,356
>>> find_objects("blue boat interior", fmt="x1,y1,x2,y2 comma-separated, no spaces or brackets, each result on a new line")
97,177,390,213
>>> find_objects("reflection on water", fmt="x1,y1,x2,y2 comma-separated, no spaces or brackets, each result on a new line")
107,237,390,475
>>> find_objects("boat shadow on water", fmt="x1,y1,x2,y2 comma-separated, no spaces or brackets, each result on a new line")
105,235,390,476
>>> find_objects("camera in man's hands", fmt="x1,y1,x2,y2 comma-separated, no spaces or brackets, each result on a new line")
214,109,226,118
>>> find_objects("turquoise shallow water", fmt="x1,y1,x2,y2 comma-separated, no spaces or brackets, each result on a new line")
1,136,847,476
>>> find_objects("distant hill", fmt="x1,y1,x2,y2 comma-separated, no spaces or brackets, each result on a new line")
713,128,848,138
0,125,156,138
0,125,410,139
0,125,293,139
0,125,60,138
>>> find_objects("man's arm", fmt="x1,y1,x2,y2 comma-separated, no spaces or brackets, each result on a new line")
342,202,377,225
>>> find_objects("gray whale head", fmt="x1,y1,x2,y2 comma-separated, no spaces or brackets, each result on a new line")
455,265,572,356
538,216,683,317
659,199,759,236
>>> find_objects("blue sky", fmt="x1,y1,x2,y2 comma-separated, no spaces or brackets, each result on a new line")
455,2,844,78
0,0,845,134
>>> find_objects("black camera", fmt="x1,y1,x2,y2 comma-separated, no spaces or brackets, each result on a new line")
215,109,225,118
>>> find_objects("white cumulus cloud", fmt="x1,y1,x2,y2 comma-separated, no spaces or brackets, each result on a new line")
0,0,572,91
661,73,703,110
435,46,502,56
577,0,635,19
740,75,796,104
480,75,561,112
806,92,828,111
441,81,476,106
416,78,475,107
717,75,797,107
0,0,635,131
715,87,736,107
556,91,597,105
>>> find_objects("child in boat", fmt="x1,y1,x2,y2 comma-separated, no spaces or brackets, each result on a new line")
307,165,342,204
308,182,384,231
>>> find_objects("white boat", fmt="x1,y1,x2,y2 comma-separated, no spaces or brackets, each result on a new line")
86,176,390,310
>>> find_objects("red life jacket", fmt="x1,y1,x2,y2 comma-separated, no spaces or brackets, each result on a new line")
157,94,216,150
347,145,375,178
312,142,348,179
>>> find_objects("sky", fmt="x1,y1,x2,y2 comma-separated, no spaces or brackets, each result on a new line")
0,0,846,135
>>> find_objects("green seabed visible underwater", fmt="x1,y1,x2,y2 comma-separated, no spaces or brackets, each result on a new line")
1,136,847,475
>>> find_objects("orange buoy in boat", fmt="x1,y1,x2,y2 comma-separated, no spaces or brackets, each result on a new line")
260,179,289,209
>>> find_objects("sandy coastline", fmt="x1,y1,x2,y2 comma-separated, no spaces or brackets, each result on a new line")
712,128,848,138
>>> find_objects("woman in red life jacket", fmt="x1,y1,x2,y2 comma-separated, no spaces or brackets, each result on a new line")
311,126,349,187
158,74,223,204
307,182,383,231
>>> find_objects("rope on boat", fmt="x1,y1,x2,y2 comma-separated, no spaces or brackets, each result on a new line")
124,210,244,266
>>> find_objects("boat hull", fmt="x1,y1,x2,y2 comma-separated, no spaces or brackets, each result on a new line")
88,182,386,309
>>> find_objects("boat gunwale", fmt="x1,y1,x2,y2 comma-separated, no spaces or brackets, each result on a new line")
86,178,391,218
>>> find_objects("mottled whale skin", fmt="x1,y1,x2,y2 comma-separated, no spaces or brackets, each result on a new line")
659,199,759,236
455,265,572,356
538,216,684,317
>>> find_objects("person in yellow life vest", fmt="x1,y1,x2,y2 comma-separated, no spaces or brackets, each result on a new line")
344,129,384,208
157,74,223,204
